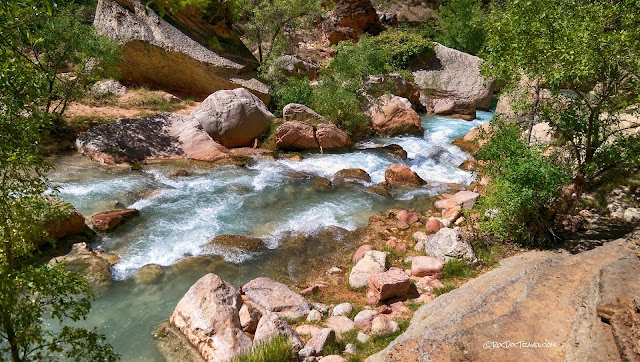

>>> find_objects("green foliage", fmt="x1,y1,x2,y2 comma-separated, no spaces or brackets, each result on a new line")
441,259,477,280
475,118,571,243
270,78,314,117
433,285,456,296
231,335,295,362
483,0,640,189
1,0,119,360
230,0,322,64
373,29,434,70
437,0,486,55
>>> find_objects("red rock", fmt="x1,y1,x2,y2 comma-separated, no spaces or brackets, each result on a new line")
433,97,477,120
316,123,353,149
90,209,139,232
411,256,445,278
416,276,445,291
395,242,407,252
377,305,392,314
368,268,411,304
369,95,423,136
395,221,409,230
44,208,86,241
384,165,426,187
396,210,419,224
275,121,319,150
352,244,374,263
386,239,398,248
425,218,445,234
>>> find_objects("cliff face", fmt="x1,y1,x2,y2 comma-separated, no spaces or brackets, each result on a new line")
94,0,270,103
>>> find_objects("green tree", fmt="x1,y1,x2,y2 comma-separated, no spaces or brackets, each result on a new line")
230,0,322,64
1,0,119,360
437,0,485,55
482,0,640,191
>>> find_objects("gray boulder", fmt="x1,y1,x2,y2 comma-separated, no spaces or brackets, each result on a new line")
424,228,477,263
192,88,274,148
242,277,311,319
413,43,496,110
254,313,304,353
93,0,270,102
283,103,326,124
91,79,127,97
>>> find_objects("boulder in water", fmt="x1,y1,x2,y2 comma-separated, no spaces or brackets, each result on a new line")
191,88,274,148
384,165,426,187
432,97,477,120
42,200,86,242
48,242,118,293
332,168,372,185
90,209,139,232
206,234,265,252
368,95,423,136
316,123,354,149
275,121,319,150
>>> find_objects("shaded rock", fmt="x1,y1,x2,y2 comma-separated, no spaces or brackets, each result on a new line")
367,182,393,198
365,74,422,109
623,208,640,223
154,321,206,362
425,218,444,234
311,303,330,315
275,55,318,79
239,301,262,333
349,250,388,289
345,343,357,354
242,277,310,319
368,95,423,136
352,244,374,263
411,256,444,278
275,121,319,150
77,113,230,164
332,168,371,184
94,0,269,102
370,316,399,337
132,264,164,284
424,228,476,262
369,238,640,361
384,165,426,187
451,120,491,154
167,274,251,361
254,312,304,353
305,328,336,356
170,169,189,178
332,303,353,317
283,103,326,124
192,88,274,148
206,234,265,251
325,316,355,335
324,0,380,45
48,242,117,292
91,79,126,97
90,209,139,232
432,97,476,120
316,123,354,149
312,177,333,191
298,346,316,359
413,43,495,110
368,268,411,303
43,204,86,242
381,144,408,161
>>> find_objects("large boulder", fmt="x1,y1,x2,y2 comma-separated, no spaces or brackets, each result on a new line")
413,44,496,110
166,274,252,362
369,237,640,361
76,113,229,164
432,97,477,120
349,250,388,289
274,55,318,80
254,313,304,353
316,123,353,149
424,228,477,263
275,121,319,150
42,201,86,242
192,88,274,148
384,165,426,187
93,0,270,102
368,95,423,136
332,168,372,185
242,277,311,319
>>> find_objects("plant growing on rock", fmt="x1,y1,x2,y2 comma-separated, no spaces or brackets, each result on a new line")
482,0,640,192
0,0,119,360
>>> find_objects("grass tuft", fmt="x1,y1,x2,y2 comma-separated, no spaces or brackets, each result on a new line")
231,335,295,362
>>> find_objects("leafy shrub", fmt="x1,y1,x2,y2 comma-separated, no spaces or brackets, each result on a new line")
270,78,314,117
231,335,294,362
437,0,486,55
376,29,434,70
475,118,570,243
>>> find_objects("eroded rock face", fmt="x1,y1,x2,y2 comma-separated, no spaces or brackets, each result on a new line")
242,277,311,319
275,121,319,150
94,0,270,102
413,44,496,110
369,237,640,361
192,88,274,148
368,95,423,136
43,203,86,242
324,0,381,44
168,274,252,362
76,113,230,164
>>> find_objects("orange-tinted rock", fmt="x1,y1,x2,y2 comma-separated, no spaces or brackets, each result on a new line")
425,218,444,234
369,96,423,136
316,123,353,149
352,244,375,263
275,121,319,150
368,268,411,304
90,209,139,232
384,165,426,187
44,209,86,241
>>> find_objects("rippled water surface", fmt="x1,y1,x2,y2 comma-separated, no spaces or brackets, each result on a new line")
49,111,491,360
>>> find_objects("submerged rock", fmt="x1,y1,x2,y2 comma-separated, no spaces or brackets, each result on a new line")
49,242,118,292
94,0,269,102
332,168,372,185
192,88,274,148
166,274,251,362
206,234,265,251
77,113,230,164
370,237,640,361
